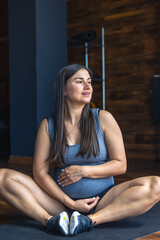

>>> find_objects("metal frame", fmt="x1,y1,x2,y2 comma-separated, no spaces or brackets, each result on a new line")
85,27,105,110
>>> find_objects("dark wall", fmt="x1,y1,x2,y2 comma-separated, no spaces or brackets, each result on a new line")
67,0,160,165
36,0,67,126
9,0,67,157
0,0,9,110
0,0,9,159
9,0,37,157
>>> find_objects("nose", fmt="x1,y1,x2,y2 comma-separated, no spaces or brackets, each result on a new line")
84,81,91,89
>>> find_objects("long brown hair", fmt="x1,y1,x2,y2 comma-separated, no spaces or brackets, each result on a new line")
48,64,100,166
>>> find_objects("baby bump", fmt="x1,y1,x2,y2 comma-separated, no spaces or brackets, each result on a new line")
53,167,114,199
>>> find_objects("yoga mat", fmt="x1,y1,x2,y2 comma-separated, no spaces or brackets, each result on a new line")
0,201,160,240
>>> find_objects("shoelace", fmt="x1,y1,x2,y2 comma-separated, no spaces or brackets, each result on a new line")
46,216,58,233
78,215,96,232
89,221,96,231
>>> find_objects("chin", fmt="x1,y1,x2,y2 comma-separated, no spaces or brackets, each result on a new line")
82,101,91,105
81,98,92,103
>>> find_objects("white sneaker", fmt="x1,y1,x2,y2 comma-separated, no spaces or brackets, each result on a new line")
70,211,93,235
46,211,69,235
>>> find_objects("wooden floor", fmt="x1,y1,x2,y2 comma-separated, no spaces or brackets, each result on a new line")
136,231,160,240
0,157,160,239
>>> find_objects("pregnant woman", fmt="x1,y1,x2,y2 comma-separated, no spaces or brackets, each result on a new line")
0,64,160,236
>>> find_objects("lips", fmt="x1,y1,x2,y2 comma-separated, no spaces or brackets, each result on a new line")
82,92,90,96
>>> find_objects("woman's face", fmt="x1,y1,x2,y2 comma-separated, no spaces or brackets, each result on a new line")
64,68,93,106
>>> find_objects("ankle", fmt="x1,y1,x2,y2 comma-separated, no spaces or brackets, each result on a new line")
44,218,49,226
87,214,97,226
43,215,52,226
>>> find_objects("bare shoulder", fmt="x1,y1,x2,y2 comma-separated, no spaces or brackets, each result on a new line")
99,110,114,121
99,110,116,126
38,118,49,136
99,110,121,134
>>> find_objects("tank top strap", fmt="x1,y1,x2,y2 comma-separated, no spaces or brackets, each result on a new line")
90,108,104,136
47,108,104,143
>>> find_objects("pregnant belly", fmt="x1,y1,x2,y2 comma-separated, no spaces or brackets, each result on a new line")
53,166,114,199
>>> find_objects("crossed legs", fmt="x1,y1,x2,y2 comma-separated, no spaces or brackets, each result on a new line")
0,168,68,225
88,176,160,225
0,169,160,235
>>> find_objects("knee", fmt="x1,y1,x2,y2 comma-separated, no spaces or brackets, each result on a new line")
148,176,160,201
0,168,16,192
0,168,9,191
0,168,8,183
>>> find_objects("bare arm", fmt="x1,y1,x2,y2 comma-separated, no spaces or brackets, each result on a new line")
83,110,127,178
58,110,127,186
32,119,74,208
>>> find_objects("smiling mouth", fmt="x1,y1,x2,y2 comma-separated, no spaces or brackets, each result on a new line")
82,92,90,96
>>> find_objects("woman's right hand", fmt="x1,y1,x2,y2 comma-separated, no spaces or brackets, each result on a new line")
72,196,99,213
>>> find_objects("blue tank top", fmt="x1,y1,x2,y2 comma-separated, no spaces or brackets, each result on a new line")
48,108,114,199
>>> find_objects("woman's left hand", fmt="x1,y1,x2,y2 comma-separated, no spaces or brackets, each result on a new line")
58,165,84,186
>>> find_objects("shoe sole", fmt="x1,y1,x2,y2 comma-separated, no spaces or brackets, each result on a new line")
70,211,80,235
59,211,69,235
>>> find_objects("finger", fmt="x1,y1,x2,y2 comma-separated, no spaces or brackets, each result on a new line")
58,170,69,181
58,181,70,187
58,178,73,186
88,197,99,209
85,197,97,204
93,196,100,204
86,196,99,205
58,172,72,182
58,175,67,182
58,170,66,178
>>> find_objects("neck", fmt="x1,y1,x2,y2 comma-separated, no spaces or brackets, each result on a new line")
65,101,85,126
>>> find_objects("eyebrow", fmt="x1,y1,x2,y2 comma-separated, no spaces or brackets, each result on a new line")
73,77,91,81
